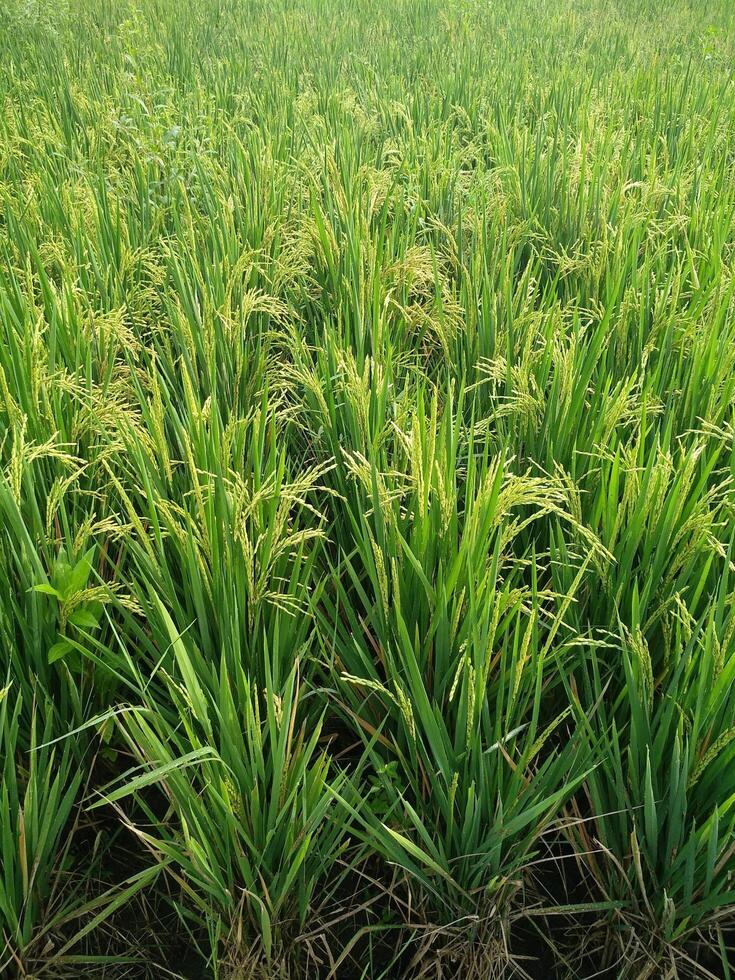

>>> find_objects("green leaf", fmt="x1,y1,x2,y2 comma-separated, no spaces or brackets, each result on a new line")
48,639,74,664
32,584,62,600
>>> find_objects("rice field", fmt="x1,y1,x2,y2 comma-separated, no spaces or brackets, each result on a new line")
2,0,735,976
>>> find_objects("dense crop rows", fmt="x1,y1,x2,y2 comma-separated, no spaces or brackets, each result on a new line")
2,0,735,976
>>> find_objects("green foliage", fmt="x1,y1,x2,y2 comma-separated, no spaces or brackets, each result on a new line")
0,686,82,974
568,610,735,973
94,658,351,977
1,0,735,975
0,687,156,977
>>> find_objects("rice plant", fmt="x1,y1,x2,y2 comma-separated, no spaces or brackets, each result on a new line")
2,0,735,975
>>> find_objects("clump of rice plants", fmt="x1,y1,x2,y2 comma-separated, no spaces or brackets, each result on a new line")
2,0,735,975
